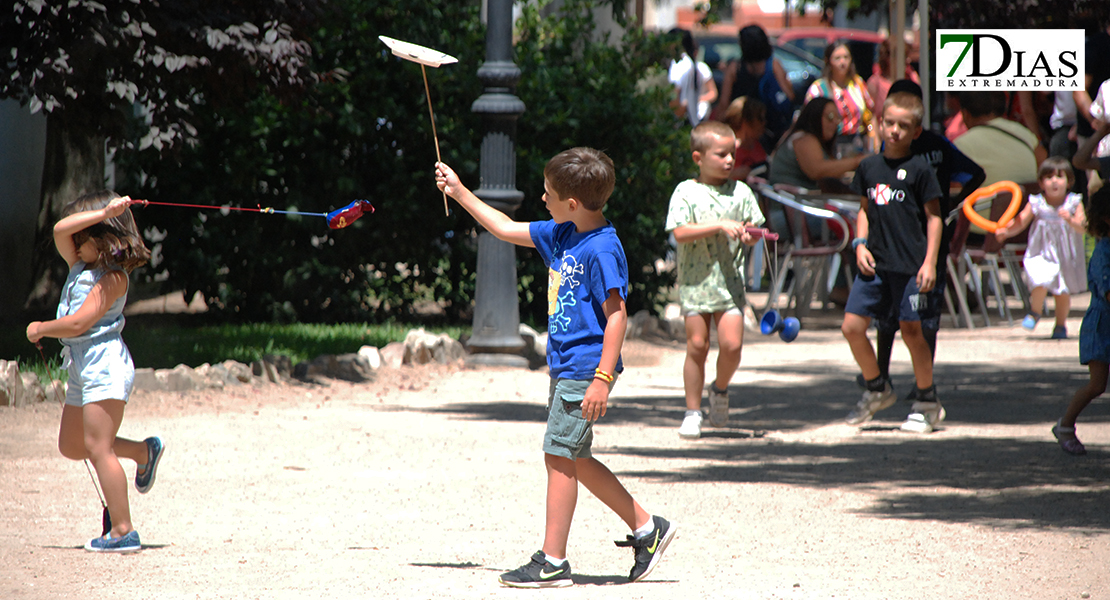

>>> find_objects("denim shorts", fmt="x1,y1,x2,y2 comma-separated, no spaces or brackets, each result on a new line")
542,377,614,460
845,270,938,324
63,335,135,407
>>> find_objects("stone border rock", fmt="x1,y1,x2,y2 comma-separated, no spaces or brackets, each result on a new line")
1,328,474,405
4,317,689,405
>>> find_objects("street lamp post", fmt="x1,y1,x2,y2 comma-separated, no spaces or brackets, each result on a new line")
467,0,528,367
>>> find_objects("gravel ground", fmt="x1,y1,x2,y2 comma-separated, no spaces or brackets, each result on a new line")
2,311,1109,600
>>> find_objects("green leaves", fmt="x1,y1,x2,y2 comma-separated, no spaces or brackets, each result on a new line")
116,0,686,324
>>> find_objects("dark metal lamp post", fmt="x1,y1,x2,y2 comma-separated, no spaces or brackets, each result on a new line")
467,0,529,367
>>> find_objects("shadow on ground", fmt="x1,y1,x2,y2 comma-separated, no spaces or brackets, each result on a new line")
411,354,1110,533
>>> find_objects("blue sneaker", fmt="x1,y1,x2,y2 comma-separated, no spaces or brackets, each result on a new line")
135,436,164,494
85,530,141,553
1021,313,1040,331
1052,325,1068,339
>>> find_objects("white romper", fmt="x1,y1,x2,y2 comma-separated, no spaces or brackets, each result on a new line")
58,261,135,406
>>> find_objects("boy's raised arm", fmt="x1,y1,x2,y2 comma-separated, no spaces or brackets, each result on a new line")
436,162,534,248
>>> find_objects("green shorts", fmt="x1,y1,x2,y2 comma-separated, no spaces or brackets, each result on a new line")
543,377,612,459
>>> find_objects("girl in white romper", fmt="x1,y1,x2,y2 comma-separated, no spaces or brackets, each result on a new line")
995,157,1087,338
25,191,165,553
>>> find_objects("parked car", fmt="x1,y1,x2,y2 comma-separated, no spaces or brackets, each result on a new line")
775,27,888,83
695,34,823,106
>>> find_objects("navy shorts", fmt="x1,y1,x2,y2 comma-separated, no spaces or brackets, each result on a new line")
876,284,944,333
845,270,938,324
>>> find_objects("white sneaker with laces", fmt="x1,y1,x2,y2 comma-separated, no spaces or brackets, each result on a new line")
678,411,703,439
900,401,946,433
707,386,729,427
845,383,896,425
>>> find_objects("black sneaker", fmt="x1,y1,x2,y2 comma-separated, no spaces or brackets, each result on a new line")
614,516,677,582
498,551,573,588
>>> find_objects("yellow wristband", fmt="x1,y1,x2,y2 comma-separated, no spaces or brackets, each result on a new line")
594,368,614,383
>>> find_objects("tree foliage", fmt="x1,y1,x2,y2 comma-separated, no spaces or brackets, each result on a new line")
0,0,321,313
117,0,689,324
0,0,318,150
118,1,487,323
512,0,687,324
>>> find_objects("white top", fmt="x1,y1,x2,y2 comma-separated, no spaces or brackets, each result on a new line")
669,54,713,127
1049,89,1076,130
1089,80,1110,157
1023,192,1087,296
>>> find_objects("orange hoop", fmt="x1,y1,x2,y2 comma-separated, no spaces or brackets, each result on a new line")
962,180,1023,233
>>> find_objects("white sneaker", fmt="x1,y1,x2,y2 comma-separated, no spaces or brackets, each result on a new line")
678,412,703,439
845,383,896,425
900,401,946,433
707,386,729,427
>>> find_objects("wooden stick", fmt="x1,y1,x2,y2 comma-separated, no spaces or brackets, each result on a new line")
421,64,449,216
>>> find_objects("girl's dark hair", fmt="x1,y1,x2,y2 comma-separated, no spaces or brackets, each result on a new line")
65,190,150,273
739,25,772,64
1037,156,1076,188
676,28,697,58
1088,185,1110,238
780,97,837,157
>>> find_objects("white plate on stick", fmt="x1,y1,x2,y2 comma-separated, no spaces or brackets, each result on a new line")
379,36,458,215
379,35,458,67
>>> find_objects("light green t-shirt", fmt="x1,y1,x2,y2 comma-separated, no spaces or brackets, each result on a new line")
665,179,766,314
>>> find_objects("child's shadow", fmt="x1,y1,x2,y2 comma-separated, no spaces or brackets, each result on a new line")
44,543,171,551
698,427,767,440
572,574,678,586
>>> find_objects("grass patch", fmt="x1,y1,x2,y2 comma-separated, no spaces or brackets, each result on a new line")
1,321,469,372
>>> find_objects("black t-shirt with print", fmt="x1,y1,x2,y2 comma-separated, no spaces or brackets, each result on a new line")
850,153,943,275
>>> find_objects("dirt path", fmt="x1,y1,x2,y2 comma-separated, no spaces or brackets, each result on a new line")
2,318,1109,599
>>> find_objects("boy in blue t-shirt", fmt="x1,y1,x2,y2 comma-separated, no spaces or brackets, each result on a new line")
436,149,676,588
843,92,945,432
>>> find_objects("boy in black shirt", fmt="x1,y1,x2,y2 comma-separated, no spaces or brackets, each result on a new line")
842,91,944,431
866,80,985,420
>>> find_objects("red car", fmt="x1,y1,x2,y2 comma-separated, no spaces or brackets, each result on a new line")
775,27,887,82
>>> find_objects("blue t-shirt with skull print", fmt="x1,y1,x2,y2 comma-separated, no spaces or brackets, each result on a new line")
530,219,628,380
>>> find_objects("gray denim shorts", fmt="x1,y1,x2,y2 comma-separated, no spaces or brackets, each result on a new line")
543,377,616,459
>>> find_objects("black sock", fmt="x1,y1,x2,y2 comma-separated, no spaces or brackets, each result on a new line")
876,328,896,380
866,375,887,392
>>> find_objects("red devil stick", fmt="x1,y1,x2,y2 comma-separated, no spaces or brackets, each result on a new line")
132,199,374,230
745,227,778,241
326,199,375,229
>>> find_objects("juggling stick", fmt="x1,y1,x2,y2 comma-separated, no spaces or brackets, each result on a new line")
745,227,779,241
379,36,458,217
84,459,112,537
132,199,374,230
